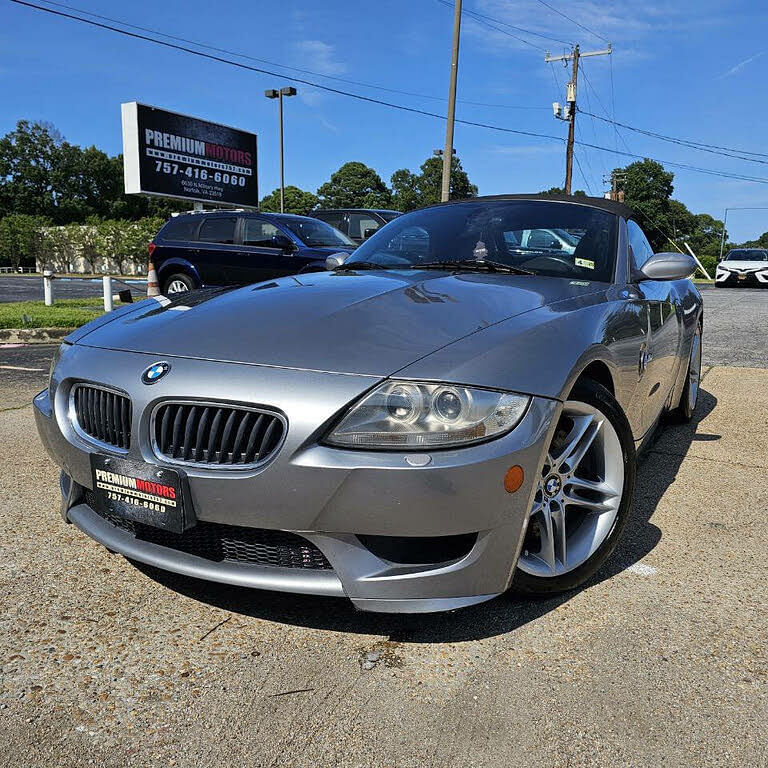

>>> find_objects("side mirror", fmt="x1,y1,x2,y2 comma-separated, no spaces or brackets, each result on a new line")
637,252,697,281
325,252,349,270
273,235,295,253
363,227,378,240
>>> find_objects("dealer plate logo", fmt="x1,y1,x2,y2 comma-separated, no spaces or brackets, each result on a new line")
141,361,171,385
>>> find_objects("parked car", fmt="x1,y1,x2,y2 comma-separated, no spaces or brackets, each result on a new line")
149,210,357,294
311,208,401,244
503,227,579,254
715,248,768,287
36,195,702,614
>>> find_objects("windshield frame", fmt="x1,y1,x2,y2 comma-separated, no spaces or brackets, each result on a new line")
279,215,355,248
343,199,620,283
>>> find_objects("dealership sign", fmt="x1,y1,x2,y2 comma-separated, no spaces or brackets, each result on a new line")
121,102,258,208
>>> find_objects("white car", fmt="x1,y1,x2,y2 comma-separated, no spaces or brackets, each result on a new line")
716,248,768,287
505,228,579,255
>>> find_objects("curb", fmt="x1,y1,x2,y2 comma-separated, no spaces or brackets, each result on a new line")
0,328,71,344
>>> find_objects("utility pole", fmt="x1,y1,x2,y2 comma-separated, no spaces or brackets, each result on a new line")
546,43,612,195
602,170,626,201
441,0,462,203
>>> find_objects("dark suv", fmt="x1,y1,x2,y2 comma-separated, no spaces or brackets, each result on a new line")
149,211,356,294
311,209,401,244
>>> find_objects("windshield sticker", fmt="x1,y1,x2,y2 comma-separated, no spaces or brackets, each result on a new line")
575,257,595,270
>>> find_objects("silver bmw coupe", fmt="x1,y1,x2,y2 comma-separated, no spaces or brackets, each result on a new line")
35,196,703,613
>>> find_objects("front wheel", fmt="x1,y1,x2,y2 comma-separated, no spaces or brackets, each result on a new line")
162,272,196,295
513,379,636,595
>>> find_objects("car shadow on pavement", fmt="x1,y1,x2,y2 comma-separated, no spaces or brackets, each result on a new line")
135,388,718,644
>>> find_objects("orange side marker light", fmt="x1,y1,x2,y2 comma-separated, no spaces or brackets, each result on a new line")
504,465,524,494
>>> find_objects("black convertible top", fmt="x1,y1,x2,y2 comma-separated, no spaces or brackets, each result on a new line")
426,193,636,220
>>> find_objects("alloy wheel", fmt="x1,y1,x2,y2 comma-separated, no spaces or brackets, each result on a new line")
166,280,190,294
517,401,624,578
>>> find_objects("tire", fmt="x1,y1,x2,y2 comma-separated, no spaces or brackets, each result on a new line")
513,379,636,595
669,322,702,423
162,272,196,295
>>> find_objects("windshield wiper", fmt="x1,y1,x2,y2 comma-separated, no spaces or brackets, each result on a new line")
409,259,535,275
335,261,391,270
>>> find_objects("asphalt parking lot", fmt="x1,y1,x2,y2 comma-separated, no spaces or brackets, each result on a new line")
0,285,765,767
0,276,147,303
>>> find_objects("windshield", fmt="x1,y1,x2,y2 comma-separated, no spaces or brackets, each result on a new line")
280,216,355,248
378,211,401,223
345,200,618,281
726,249,768,261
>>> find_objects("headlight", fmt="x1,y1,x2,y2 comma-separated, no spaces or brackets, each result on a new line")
325,381,530,449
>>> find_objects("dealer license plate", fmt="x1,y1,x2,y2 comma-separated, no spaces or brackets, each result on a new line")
90,454,190,533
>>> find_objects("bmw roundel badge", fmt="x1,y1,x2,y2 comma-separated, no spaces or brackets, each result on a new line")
141,361,171,385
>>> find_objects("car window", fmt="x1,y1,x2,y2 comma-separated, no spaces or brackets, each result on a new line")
198,217,236,244
159,217,199,242
347,200,618,281
627,220,654,272
348,214,381,240
315,212,345,233
726,249,768,261
243,219,281,248
279,216,355,247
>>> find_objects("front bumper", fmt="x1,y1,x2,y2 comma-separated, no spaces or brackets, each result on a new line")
34,346,558,613
715,269,768,286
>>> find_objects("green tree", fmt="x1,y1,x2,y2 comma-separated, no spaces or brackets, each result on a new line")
615,159,675,251
259,186,319,215
0,214,49,269
0,121,60,220
539,186,587,197
316,162,392,208
118,216,164,274
390,155,478,211
0,120,186,225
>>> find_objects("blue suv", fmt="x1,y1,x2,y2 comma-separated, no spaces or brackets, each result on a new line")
149,211,357,295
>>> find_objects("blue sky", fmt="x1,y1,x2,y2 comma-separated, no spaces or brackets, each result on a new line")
2,0,768,241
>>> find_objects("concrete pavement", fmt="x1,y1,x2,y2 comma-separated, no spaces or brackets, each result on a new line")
0,286,765,767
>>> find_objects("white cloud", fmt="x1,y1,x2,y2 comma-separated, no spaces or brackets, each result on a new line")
717,50,766,79
292,40,346,77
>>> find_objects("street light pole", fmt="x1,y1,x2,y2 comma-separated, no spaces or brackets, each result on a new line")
718,208,729,262
265,87,297,213
441,0,462,203
718,206,768,261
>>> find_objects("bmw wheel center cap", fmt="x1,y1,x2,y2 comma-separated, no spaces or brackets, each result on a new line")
141,361,171,385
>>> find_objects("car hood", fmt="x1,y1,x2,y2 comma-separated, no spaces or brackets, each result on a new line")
74,271,603,377
719,260,767,270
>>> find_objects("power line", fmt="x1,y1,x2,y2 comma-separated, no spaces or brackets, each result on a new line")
36,0,547,111
532,0,610,44
435,0,546,52
579,64,633,157
573,149,594,195
10,0,562,140
579,109,768,165
13,0,768,187
576,139,768,184
435,0,573,46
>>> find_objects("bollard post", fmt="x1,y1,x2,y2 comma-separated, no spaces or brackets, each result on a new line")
43,270,54,306
103,275,113,312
